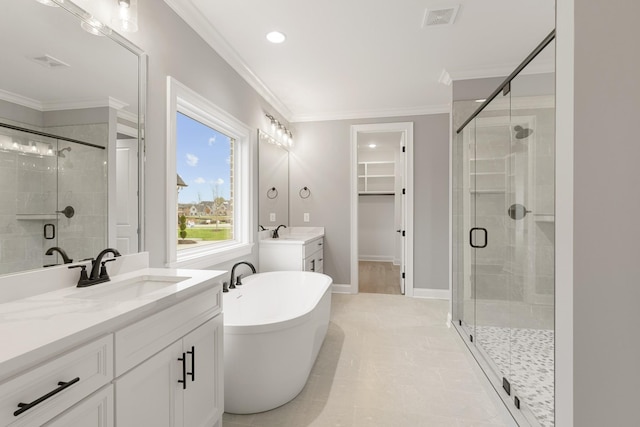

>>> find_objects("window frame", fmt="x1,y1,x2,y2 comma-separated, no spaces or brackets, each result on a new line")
166,77,254,268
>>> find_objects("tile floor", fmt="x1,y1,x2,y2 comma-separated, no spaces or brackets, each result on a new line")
223,293,515,427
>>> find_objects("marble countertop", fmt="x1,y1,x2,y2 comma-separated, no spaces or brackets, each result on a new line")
0,267,226,381
259,226,325,245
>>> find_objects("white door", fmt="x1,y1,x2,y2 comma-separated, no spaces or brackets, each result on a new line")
116,139,139,254
397,137,406,295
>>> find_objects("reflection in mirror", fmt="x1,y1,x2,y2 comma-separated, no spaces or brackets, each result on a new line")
258,130,289,230
0,0,142,275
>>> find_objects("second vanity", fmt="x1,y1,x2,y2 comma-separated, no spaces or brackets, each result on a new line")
0,253,225,427
259,227,324,274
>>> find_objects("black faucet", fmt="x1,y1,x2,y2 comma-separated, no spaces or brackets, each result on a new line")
229,261,256,289
272,224,287,239
45,247,73,264
70,248,121,287
259,225,266,231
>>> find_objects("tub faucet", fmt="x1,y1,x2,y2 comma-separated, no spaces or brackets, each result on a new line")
229,261,256,289
272,224,287,239
45,246,73,264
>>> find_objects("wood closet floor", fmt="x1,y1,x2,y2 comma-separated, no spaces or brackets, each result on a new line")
358,261,401,295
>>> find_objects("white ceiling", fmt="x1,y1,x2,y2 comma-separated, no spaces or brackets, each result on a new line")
165,0,555,123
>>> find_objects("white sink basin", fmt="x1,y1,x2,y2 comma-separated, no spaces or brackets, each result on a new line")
66,275,190,301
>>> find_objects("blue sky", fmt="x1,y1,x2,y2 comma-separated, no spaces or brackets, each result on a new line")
176,112,232,204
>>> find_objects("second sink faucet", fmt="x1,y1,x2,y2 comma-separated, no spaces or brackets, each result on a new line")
272,224,287,239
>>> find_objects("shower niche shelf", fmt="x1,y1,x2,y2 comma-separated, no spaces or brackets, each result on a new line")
16,213,59,220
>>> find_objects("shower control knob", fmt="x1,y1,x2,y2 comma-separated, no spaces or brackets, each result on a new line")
507,204,531,220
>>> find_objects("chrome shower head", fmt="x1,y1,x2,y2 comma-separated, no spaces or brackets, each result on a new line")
514,125,533,140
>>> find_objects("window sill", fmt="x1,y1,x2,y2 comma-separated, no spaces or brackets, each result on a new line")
168,242,254,270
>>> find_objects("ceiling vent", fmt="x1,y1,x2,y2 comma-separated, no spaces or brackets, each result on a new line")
29,54,70,69
422,5,460,28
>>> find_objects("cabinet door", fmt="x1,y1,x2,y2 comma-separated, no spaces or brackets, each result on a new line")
115,340,183,427
44,385,113,427
183,316,224,427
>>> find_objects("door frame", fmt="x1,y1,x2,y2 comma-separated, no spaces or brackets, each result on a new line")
350,122,414,295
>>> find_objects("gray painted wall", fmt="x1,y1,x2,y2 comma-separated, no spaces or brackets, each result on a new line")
125,1,289,270
290,114,449,289
573,1,640,424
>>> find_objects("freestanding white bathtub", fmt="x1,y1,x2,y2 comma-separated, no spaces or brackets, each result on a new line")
223,271,332,414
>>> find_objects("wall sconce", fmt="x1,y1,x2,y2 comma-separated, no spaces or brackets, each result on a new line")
265,114,293,147
112,0,138,33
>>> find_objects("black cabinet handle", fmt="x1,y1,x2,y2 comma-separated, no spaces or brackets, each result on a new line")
187,346,195,382
178,353,186,390
311,259,315,272
469,227,488,248
14,377,80,417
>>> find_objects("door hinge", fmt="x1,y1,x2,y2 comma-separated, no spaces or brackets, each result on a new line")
514,396,520,409
503,378,511,395
470,334,473,342
503,81,511,96
402,146,406,153
402,230,406,237
459,319,462,326
402,188,406,195
402,272,405,279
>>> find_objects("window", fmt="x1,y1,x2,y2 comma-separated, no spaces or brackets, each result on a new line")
167,78,253,268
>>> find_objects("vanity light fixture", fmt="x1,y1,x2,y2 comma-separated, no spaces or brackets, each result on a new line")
81,16,112,36
266,31,286,44
265,114,293,147
112,0,139,33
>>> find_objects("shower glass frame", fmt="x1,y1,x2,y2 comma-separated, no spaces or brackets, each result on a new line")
452,31,556,427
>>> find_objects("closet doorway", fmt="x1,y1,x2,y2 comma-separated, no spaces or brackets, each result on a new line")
350,123,413,296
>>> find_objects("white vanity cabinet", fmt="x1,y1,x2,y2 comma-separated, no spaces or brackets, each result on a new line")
0,264,225,427
115,287,223,427
0,335,113,427
115,316,223,427
260,236,324,273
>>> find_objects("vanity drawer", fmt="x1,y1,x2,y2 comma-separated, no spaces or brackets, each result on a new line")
114,285,221,377
303,238,323,258
0,335,113,427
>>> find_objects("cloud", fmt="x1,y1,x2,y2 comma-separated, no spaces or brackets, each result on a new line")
208,136,216,146
194,177,206,184
186,153,198,167
215,178,224,185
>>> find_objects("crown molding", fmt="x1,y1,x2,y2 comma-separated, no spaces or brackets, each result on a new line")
162,0,293,121
291,104,450,123
0,89,42,111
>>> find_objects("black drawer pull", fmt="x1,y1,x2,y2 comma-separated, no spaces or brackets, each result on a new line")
187,346,195,382
14,377,80,417
178,353,187,390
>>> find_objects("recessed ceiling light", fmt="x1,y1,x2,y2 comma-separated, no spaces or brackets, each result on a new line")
266,31,286,44
369,144,377,148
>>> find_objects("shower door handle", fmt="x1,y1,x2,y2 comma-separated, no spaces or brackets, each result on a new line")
470,227,488,248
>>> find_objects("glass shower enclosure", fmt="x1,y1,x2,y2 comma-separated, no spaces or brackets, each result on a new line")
452,32,555,427
0,123,107,274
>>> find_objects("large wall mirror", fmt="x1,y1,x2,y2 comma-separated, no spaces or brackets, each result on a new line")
0,0,144,275
258,130,289,229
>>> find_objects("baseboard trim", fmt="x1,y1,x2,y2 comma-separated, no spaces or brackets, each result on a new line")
358,256,394,263
413,288,450,300
332,284,354,294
